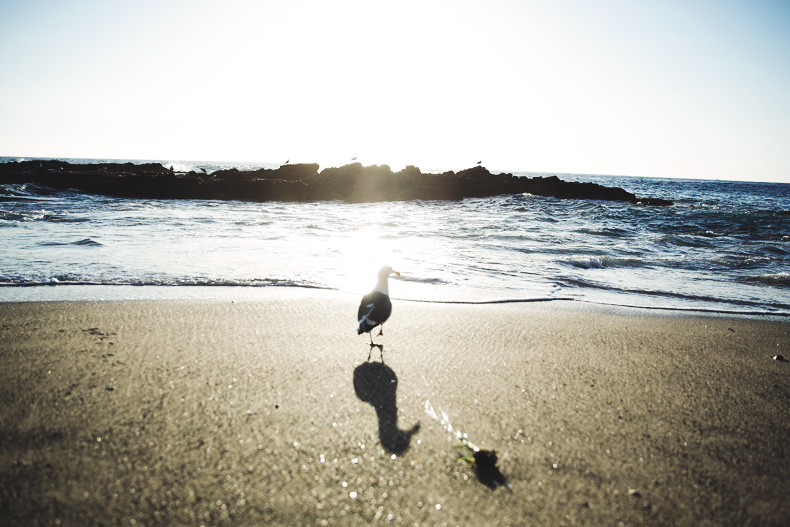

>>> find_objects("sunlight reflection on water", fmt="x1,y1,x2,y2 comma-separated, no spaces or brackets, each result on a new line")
2,172,789,314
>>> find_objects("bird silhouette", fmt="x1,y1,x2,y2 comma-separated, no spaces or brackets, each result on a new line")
357,266,400,349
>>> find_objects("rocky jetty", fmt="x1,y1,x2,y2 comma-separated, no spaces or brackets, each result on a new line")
0,160,673,205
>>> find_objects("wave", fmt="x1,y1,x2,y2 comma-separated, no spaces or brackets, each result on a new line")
42,215,91,223
394,275,448,285
2,278,788,317
0,210,90,223
38,238,102,247
559,276,790,312
576,227,628,238
0,211,29,221
659,234,716,248
757,245,789,257
1,183,73,198
740,273,790,288
0,196,43,203
558,256,649,269
0,276,331,289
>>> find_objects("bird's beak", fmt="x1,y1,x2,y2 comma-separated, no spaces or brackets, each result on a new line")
393,271,401,276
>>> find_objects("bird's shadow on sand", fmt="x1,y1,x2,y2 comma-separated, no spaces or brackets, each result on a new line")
353,360,420,455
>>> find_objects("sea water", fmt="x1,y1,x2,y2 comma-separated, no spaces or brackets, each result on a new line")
1,158,788,315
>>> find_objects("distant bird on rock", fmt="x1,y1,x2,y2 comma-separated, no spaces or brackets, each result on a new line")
358,266,400,349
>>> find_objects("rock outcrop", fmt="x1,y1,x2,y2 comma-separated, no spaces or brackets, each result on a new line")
0,160,673,205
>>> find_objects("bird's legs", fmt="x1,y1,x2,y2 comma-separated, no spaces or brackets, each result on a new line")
366,329,385,361
368,342,384,362
367,332,385,360
377,324,384,337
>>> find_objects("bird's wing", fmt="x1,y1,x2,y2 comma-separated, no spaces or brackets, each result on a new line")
358,303,376,325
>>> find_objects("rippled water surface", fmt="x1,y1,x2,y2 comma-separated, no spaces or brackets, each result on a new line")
1,160,788,315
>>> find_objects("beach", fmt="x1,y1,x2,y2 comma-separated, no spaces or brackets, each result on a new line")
1,291,788,526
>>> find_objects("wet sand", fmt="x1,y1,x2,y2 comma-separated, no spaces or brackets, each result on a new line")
1,292,788,526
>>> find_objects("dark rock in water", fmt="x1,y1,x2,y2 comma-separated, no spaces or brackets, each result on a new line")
0,160,673,205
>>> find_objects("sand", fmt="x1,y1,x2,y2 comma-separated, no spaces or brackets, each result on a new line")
1,291,788,526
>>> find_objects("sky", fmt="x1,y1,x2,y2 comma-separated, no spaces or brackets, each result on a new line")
0,0,788,182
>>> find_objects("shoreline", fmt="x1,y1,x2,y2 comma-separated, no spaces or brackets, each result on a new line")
1,285,788,320
1,295,788,526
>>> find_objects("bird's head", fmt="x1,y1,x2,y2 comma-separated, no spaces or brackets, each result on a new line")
379,266,400,279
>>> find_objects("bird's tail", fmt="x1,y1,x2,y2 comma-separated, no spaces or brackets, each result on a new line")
357,318,372,335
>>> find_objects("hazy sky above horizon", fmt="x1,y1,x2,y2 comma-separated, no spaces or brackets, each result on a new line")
1,0,788,182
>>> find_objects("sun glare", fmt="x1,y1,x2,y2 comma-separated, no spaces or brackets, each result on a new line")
1,0,788,181
325,203,409,294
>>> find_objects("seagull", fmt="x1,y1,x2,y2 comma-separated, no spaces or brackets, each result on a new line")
358,266,400,349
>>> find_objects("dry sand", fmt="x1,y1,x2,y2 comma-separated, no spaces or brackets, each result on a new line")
1,291,788,526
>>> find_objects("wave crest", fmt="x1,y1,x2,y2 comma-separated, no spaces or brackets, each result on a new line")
558,257,648,269
741,273,790,288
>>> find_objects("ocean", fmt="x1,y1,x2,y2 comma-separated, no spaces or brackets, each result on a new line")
1,157,788,316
